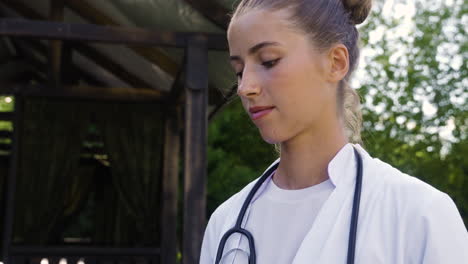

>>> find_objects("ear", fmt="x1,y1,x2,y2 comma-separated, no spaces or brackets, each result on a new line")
326,44,349,83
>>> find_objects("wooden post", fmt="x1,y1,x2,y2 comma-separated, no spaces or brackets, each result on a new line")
2,95,23,264
182,35,208,264
60,42,78,86
49,0,65,88
161,105,181,264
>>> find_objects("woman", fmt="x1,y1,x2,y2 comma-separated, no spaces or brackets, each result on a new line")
200,0,468,263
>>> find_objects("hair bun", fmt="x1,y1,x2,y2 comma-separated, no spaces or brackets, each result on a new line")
342,0,373,25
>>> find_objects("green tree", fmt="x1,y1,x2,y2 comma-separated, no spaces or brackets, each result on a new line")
357,0,467,223
207,0,468,225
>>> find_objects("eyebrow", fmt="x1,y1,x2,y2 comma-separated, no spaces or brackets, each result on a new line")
229,41,281,62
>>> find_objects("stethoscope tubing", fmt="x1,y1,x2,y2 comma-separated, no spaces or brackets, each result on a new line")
215,165,275,264
347,148,363,264
215,147,363,264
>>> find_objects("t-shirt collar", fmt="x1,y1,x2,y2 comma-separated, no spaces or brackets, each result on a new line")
252,143,361,203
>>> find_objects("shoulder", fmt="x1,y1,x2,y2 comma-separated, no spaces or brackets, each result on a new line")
359,146,444,209
358,145,467,234
357,145,465,229
358,146,468,261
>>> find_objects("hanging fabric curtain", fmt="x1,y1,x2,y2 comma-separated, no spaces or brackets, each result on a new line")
63,162,95,219
54,159,97,241
97,103,164,246
92,161,135,246
13,98,89,244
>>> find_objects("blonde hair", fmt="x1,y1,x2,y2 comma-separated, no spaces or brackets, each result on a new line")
230,0,372,143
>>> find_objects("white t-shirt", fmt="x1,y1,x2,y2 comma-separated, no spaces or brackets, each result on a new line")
240,174,334,263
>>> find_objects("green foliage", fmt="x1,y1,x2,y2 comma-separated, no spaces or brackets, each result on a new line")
207,0,468,226
357,0,467,224
0,96,14,112
207,99,276,215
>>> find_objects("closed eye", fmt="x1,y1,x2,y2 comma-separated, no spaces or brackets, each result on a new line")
262,58,280,68
235,59,280,80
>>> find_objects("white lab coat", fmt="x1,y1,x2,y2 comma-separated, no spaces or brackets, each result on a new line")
200,144,468,263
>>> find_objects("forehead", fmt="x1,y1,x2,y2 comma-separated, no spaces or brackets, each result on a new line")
227,8,304,53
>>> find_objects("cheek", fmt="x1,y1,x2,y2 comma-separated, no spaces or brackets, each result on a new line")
268,59,321,107
269,58,333,134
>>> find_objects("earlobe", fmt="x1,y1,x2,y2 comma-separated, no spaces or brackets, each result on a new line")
328,44,350,82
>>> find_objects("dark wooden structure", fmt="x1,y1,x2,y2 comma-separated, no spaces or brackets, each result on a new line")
0,0,233,263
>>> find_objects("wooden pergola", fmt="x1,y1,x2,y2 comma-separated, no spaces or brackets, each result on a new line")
0,0,233,263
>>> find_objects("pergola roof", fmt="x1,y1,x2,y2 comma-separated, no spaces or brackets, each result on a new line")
0,0,237,111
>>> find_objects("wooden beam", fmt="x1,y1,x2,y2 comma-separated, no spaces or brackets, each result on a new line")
73,43,156,89
0,84,168,102
182,36,208,264
0,0,40,20
0,58,36,81
0,0,231,109
0,18,173,47
183,0,230,30
0,18,227,49
10,38,105,87
63,0,180,76
62,0,227,108
0,1,162,90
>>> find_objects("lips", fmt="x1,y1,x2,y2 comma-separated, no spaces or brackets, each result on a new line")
249,106,275,120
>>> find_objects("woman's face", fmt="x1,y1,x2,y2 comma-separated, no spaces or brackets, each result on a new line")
227,8,339,144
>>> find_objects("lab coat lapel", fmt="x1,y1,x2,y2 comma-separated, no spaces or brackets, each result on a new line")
292,145,357,263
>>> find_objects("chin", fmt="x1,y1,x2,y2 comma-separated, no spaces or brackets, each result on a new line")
258,128,288,144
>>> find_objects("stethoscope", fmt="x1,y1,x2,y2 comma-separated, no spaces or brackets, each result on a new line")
215,147,363,264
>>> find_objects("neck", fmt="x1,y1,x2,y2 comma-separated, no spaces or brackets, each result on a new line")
274,122,348,190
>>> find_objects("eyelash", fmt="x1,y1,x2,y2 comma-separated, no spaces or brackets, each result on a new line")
262,59,280,68
236,59,280,79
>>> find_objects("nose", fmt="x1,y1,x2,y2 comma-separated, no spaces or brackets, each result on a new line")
237,67,261,99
